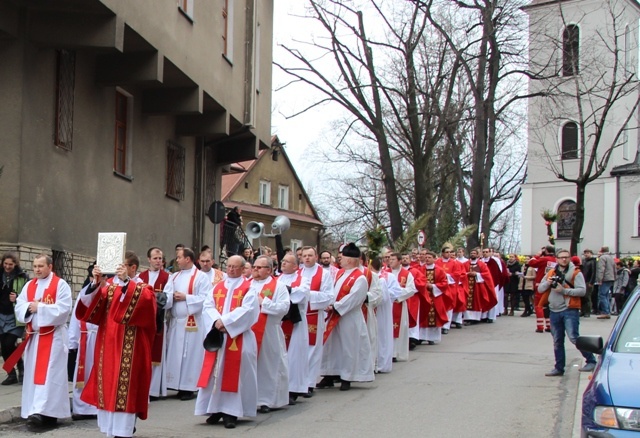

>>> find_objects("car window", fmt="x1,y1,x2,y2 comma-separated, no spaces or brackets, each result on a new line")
614,292,640,353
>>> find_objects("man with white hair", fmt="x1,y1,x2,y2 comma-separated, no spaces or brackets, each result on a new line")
195,255,258,429
250,256,290,413
278,253,311,405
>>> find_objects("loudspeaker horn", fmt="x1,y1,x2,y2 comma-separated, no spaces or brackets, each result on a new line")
245,221,265,239
271,215,291,235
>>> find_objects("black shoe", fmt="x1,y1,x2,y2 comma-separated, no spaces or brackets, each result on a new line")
316,376,335,388
206,413,222,425
149,396,160,402
288,396,297,406
453,323,462,329
259,405,271,413
339,380,351,391
302,387,313,398
27,414,57,428
223,414,237,429
179,391,195,401
392,357,398,363
427,341,435,345
487,319,494,323
1,374,18,386
442,328,449,334
480,318,488,323
409,338,418,350
520,312,530,317
545,328,551,333
72,414,98,421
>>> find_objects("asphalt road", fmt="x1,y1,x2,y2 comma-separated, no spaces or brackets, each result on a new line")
0,313,615,438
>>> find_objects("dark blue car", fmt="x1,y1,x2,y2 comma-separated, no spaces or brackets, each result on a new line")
578,287,640,437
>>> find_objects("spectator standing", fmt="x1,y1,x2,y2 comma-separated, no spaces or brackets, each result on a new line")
581,249,597,317
595,246,616,319
520,257,535,317
612,260,630,315
505,254,521,316
539,250,596,377
0,252,28,385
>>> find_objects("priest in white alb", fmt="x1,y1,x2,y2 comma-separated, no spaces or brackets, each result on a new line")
386,252,418,362
318,243,374,391
195,255,259,429
164,247,212,400
250,255,290,413
278,253,311,405
8,254,72,428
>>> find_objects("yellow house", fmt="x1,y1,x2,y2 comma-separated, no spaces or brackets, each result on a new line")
221,136,323,258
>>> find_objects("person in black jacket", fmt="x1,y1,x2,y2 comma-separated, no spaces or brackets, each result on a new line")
581,249,597,317
505,254,522,316
0,252,28,385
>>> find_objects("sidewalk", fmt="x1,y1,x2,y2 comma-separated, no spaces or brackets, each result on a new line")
0,360,23,423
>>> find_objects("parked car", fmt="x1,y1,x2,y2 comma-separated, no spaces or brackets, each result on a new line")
578,286,640,437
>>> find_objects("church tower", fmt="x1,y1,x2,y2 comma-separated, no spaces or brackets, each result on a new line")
521,0,640,256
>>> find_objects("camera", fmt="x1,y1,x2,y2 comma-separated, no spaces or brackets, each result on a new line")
550,273,565,289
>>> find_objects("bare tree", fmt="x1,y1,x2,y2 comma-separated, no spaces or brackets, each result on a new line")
527,0,640,254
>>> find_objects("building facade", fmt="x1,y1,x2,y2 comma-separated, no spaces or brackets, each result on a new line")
0,0,274,291
521,0,640,256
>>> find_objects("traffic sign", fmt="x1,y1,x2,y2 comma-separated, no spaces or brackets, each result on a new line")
417,230,425,246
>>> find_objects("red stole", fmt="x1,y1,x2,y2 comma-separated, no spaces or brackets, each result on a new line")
251,276,279,356
361,267,373,321
197,279,251,392
306,266,325,345
3,275,60,384
174,269,200,331
282,272,302,349
75,320,89,388
392,268,410,338
323,269,363,344
139,269,169,364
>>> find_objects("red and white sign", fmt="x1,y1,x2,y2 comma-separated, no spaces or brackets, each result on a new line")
417,230,425,247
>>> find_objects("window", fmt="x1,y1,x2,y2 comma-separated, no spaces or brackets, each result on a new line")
222,0,234,61
561,122,579,160
278,185,289,210
178,0,194,20
54,50,76,151
166,141,186,201
114,90,132,176
562,25,580,76
290,239,303,252
556,200,577,239
259,180,271,205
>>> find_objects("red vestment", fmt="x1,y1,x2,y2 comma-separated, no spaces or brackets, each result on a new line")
407,266,427,328
421,266,449,327
138,269,169,364
464,260,497,312
435,258,466,312
76,280,156,420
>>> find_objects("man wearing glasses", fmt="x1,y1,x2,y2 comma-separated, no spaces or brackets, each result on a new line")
538,249,596,376
250,256,290,413
195,255,258,429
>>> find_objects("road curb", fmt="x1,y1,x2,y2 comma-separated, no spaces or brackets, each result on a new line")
572,369,591,437
0,406,22,424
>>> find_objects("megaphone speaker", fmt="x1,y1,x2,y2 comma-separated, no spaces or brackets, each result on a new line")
271,215,291,234
245,221,265,239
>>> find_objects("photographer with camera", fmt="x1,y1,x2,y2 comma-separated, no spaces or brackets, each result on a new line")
538,249,597,377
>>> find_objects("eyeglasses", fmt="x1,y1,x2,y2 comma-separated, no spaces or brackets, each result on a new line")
253,265,270,270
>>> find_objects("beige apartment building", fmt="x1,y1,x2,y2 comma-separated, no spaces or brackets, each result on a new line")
0,0,274,290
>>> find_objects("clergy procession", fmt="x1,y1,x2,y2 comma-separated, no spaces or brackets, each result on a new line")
0,241,512,437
